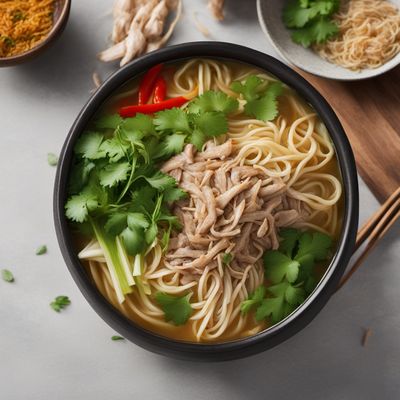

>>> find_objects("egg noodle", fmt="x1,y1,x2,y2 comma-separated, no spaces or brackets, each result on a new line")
79,59,343,342
315,0,400,71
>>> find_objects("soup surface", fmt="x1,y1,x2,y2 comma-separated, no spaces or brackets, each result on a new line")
67,59,343,343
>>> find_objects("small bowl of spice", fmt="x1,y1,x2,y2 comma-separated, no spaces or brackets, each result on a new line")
0,0,71,66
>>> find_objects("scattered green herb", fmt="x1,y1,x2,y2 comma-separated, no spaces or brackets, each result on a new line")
155,292,193,326
50,296,71,312
231,75,283,122
11,10,25,22
2,36,15,48
2,269,14,283
111,335,125,341
283,0,340,47
222,252,233,266
47,153,59,166
240,228,332,324
35,245,47,255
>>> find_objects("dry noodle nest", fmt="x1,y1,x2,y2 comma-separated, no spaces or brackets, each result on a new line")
314,0,400,71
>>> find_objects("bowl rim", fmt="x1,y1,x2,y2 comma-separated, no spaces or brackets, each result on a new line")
256,0,400,81
54,41,359,361
0,0,71,66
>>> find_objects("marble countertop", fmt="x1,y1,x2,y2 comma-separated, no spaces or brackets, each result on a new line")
0,1,399,399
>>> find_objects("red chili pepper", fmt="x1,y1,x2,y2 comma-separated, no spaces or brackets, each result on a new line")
138,64,163,105
119,96,188,118
153,77,167,103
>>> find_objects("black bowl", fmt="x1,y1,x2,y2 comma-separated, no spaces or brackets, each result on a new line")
54,42,359,361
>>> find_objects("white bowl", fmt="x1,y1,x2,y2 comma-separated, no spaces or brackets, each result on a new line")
257,0,400,81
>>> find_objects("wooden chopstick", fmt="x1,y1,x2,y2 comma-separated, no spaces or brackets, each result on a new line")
337,187,400,291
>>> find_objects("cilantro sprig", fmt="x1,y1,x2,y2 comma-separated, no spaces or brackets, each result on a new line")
241,228,333,324
50,296,71,312
283,0,340,47
65,89,240,305
231,75,283,122
155,292,193,325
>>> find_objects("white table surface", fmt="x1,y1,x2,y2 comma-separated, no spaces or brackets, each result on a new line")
1,1,399,399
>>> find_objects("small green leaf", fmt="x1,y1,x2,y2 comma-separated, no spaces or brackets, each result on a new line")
127,212,149,230
2,269,14,283
121,227,146,255
95,114,122,130
188,90,239,114
144,171,176,191
65,192,99,223
154,109,191,133
163,187,187,203
155,292,193,325
47,153,59,166
35,245,47,255
145,221,158,245
50,296,71,312
99,162,130,187
222,252,233,266
264,250,300,283
75,132,106,160
111,335,125,341
105,213,128,236
241,285,266,314
192,111,228,137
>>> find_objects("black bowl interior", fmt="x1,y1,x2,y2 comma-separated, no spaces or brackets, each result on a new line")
54,42,359,361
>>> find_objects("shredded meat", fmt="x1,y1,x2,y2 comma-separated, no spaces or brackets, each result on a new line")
163,141,308,273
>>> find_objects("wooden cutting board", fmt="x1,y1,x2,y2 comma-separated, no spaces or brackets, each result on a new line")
297,67,400,203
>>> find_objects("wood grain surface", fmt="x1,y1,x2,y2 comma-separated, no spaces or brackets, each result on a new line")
298,67,400,203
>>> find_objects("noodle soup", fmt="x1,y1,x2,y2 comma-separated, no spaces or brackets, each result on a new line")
66,59,343,343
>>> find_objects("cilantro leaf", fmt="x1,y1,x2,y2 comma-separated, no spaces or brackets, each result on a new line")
2,269,14,283
127,212,149,230
105,212,128,236
154,109,191,133
163,187,187,203
155,133,186,159
231,75,264,102
188,90,239,114
99,162,130,187
95,114,122,130
47,153,59,166
50,295,71,312
100,137,129,163
122,114,155,137
75,132,106,159
68,159,95,194
291,17,338,47
145,221,158,245
264,250,300,283
283,1,316,28
189,128,208,151
144,171,176,191
279,228,301,257
121,226,146,255
241,285,266,314
65,191,99,223
191,111,228,137
295,231,332,263
155,292,193,325
255,281,305,323
35,245,47,255
244,82,283,122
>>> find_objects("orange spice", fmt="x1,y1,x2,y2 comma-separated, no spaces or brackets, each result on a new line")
0,0,54,58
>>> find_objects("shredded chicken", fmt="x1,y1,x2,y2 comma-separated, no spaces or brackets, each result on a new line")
99,0,182,67
164,141,310,274
208,0,225,20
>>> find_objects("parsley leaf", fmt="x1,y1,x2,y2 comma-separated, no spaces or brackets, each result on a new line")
100,137,129,163
122,114,155,137
279,228,301,257
155,292,193,325
155,133,186,158
50,296,71,312
188,90,239,114
65,191,100,223
144,171,176,191
231,75,264,102
241,286,266,314
47,153,59,166
163,187,187,203
2,269,14,283
35,245,47,255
